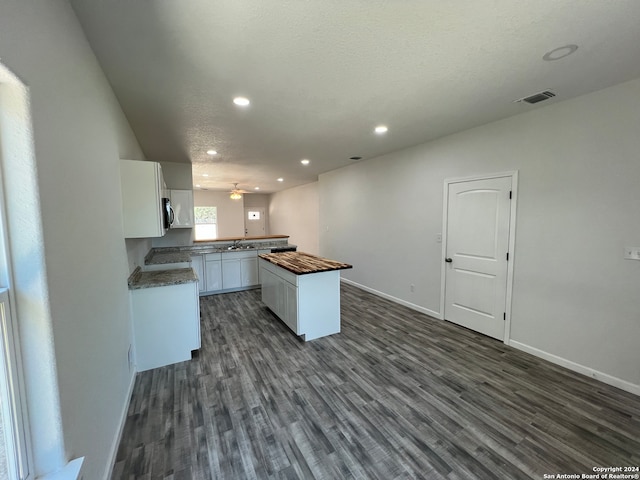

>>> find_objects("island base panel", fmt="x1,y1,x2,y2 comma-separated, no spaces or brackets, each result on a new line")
298,271,340,341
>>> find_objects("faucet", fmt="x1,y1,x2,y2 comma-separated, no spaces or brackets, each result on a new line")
233,239,242,249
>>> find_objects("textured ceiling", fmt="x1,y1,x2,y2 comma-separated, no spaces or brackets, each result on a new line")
70,0,640,193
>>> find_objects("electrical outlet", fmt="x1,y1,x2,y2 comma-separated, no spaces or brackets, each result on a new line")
436,233,442,243
624,247,640,260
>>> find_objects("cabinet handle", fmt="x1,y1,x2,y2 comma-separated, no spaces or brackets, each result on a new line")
445,258,453,263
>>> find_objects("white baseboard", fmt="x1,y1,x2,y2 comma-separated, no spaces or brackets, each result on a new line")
509,340,640,396
341,278,442,320
341,279,639,397
104,370,136,480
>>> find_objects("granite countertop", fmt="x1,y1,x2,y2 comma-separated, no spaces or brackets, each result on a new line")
144,241,296,264
128,266,198,290
145,250,192,265
259,252,352,275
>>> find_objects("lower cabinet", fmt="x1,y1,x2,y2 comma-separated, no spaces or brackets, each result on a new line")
283,281,298,333
205,257,222,291
221,259,241,289
260,260,299,334
192,251,260,294
191,255,205,292
241,257,258,287
131,281,200,371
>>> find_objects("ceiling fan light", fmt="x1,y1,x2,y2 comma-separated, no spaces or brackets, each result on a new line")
230,191,242,200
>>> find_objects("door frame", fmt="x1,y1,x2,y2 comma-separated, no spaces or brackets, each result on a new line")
244,207,266,237
439,171,518,344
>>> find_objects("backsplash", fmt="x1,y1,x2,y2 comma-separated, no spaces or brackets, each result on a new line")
125,237,152,273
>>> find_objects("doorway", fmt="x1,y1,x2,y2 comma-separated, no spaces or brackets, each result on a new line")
244,208,266,237
441,172,517,342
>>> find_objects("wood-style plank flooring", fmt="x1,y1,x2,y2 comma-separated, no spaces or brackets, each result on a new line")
112,284,640,479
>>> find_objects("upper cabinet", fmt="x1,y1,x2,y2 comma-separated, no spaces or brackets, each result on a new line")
120,160,168,238
170,189,194,228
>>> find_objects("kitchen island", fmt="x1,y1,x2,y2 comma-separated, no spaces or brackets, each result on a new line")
258,252,352,341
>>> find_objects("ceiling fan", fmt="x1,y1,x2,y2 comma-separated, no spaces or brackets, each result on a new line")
229,183,248,200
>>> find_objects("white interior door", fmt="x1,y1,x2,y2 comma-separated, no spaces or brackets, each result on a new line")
244,208,265,236
444,176,512,340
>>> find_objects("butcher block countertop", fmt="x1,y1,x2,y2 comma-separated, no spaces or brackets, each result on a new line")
194,234,289,243
259,252,352,275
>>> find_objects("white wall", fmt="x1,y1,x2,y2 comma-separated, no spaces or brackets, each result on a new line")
243,193,270,209
320,78,640,392
160,161,193,189
194,190,245,238
270,182,319,254
0,1,144,477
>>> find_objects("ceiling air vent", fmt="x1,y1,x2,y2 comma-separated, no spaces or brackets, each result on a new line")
517,90,556,104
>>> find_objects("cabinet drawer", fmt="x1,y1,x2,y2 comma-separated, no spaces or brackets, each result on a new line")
205,253,221,262
259,258,298,286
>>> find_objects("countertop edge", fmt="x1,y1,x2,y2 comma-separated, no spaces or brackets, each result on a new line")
258,252,353,276
128,267,198,290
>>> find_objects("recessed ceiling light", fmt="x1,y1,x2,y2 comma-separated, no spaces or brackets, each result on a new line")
233,96,250,106
196,184,201,187
277,178,284,182
374,125,388,134
254,187,260,190
543,44,578,61
300,159,310,165
202,174,209,177
206,150,217,155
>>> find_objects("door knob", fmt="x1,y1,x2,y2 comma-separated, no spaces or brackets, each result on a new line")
445,258,453,263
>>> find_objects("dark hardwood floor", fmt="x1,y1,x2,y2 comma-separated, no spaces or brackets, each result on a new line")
112,284,640,479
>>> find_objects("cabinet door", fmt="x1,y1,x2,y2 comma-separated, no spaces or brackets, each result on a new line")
240,257,259,287
191,255,205,292
260,267,277,310
275,276,285,319
190,282,201,350
284,281,298,334
222,260,242,289
205,260,222,292
170,189,194,228
120,160,165,238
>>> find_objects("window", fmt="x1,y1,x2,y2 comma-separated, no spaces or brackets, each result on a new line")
0,289,31,480
1,66,33,480
247,211,260,220
194,206,217,241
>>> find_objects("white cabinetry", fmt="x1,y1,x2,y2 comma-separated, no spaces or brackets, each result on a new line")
191,255,205,292
241,257,259,287
131,281,200,371
120,160,167,238
284,282,298,333
192,250,261,294
259,258,341,341
222,259,242,290
257,249,271,282
205,254,222,291
222,251,258,290
170,189,194,228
